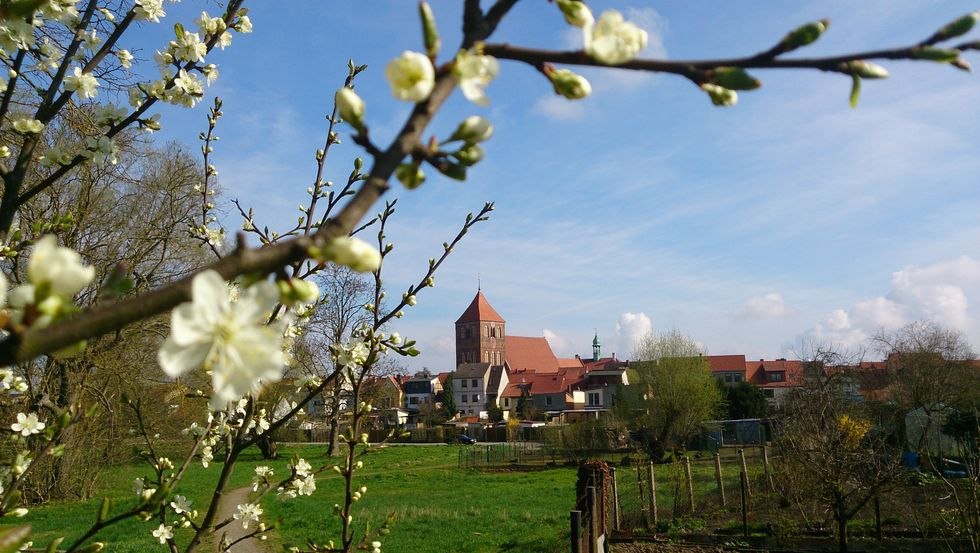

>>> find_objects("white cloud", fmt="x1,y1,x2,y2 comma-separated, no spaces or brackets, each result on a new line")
615,312,652,356
532,95,587,121
802,256,980,351
543,328,570,356
738,293,788,319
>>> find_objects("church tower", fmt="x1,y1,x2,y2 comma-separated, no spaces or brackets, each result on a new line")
455,291,506,366
592,332,601,362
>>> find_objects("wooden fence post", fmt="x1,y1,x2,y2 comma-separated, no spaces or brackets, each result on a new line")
762,444,774,492
739,470,748,538
647,461,658,530
684,457,695,514
874,496,882,541
714,452,726,507
610,467,620,532
570,510,582,553
738,448,751,497
587,486,598,553
635,461,647,529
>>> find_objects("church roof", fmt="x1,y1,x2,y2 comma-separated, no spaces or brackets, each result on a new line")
505,336,560,372
455,291,505,324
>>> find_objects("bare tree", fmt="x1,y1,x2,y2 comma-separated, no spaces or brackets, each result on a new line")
874,321,978,457
775,345,901,553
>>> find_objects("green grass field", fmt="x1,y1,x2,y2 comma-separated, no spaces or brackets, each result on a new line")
12,445,578,553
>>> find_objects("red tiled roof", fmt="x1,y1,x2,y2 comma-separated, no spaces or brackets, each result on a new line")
558,357,584,369
706,355,747,373
501,381,526,398
526,371,571,395
436,372,452,385
505,336,559,372
756,359,804,388
455,291,505,324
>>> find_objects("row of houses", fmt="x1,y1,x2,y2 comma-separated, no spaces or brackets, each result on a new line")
352,291,850,426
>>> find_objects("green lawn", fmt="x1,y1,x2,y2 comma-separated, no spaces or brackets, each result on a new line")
13,445,578,553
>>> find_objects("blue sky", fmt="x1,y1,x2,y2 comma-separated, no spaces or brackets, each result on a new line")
135,1,980,370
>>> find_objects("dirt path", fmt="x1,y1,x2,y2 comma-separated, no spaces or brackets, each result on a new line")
214,487,267,553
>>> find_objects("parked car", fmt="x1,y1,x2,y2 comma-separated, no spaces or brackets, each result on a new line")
447,433,477,445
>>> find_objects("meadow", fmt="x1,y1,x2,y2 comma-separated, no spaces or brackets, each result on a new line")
13,444,578,553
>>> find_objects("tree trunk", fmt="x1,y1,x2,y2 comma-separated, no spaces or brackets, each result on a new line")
835,500,849,553
257,435,278,460
326,379,343,457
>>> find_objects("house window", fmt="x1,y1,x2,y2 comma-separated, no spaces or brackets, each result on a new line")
461,379,467,388
473,394,480,402
504,398,510,407
588,392,601,407
734,373,743,382
545,396,552,406
763,389,775,398
462,394,468,403
768,372,784,382
471,379,478,387
410,397,419,405
724,373,733,383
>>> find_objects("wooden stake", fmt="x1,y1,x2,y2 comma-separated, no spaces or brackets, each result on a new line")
570,510,582,553
738,448,751,497
610,467,620,532
684,456,695,514
714,452,726,506
647,461,658,530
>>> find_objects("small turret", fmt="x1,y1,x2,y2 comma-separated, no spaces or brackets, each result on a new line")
592,331,601,362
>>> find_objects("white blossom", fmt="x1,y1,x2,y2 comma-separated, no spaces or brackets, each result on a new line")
585,10,648,65
235,15,252,34
83,136,119,165
233,503,262,529
157,271,285,410
10,412,44,436
116,49,133,69
293,458,312,477
195,11,226,36
172,31,207,63
453,50,499,106
12,118,44,134
170,495,192,514
384,51,435,102
134,0,165,23
151,524,173,544
28,235,95,299
294,474,316,496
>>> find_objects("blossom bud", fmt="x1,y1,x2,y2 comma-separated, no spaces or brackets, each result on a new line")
451,143,484,166
925,11,979,44
335,87,365,131
709,67,761,91
419,2,441,58
556,0,593,28
911,47,961,63
700,83,738,107
547,68,592,99
395,162,426,190
841,60,888,79
778,20,829,53
322,237,381,273
449,116,493,144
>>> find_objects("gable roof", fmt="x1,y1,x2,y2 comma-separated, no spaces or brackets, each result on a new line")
454,363,491,379
455,291,505,324
706,355,747,373
558,357,584,369
505,336,560,372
